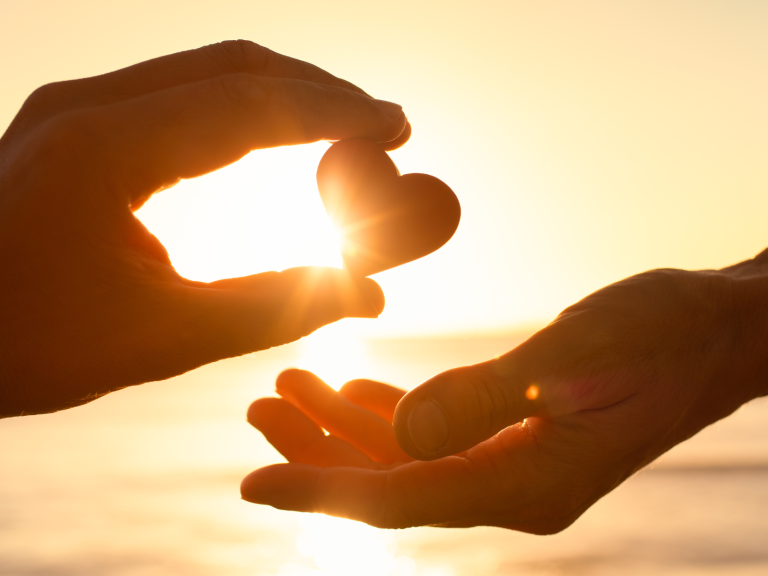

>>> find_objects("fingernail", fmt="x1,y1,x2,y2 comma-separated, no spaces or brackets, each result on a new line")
380,118,412,151
345,277,385,318
372,99,404,121
360,278,385,315
408,399,449,454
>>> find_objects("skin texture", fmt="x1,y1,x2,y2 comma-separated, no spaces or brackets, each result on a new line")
243,259,768,532
0,40,412,418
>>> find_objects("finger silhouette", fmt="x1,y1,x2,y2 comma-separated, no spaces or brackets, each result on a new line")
241,461,451,527
392,315,624,460
276,369,411,464
55,73,405,208
241,416,607,532
168,268,384,366
339,378,406,423
247,397,374,468
240,442,513,529
11,40,376,132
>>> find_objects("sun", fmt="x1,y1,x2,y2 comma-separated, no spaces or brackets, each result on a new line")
327,219,348,255
135,143,345,283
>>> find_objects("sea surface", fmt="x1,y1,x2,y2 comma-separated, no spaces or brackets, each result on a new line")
1,330,767,576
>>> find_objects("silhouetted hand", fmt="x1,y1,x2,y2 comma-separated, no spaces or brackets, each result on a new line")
242,261,768,532
0,40,410,417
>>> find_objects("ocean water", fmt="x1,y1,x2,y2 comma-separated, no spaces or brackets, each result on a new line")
1,330,767,576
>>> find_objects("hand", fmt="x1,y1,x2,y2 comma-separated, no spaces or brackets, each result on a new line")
0,40,409,417
242,262,768,532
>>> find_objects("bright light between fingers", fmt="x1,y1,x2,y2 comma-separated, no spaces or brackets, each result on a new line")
136,144,344,283
294,324,372,391
327,220,348,256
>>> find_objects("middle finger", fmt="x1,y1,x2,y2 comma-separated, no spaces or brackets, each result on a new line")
276,369,411,464
248,397,375,469
15,40,372,131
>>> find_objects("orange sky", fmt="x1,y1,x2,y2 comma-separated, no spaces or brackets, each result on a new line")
1,0,767,336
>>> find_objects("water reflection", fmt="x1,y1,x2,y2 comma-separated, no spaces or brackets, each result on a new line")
288,515,413,576
270,513,457,576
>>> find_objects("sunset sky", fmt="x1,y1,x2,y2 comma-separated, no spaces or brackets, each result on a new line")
2,0,766,337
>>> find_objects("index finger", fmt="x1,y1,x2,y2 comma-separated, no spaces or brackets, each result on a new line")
247,397,376,469
17,41,371,128
276,370,410,464
240,418,588,532
63,72,405,207
85,40,370,98
339,379,406,423
240,458,472,529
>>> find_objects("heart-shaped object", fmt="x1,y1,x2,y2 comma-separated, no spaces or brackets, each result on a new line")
317,139,461,277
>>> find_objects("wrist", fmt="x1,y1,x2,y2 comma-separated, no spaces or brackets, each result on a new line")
0,367,20,419
0,348,25,418
719,252,768,400
731,276,768,399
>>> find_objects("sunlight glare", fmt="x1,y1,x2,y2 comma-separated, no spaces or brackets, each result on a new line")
294,324,372,391
525,384,539,400
291,514,416,576
136,143,343,283
327,219,351,257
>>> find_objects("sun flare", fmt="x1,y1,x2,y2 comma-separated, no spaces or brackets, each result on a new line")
294,324,372,391
136,144,344,283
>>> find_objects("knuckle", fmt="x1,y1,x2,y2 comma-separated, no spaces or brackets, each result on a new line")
21,82,67,117
203,39,274,73
8,82,76,143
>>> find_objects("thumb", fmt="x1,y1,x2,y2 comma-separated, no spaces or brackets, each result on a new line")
166,267,385,367
392,319,603,460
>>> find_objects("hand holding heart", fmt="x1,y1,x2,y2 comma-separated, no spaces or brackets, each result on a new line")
0,41,410,418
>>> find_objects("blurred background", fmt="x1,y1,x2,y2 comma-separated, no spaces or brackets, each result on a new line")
1,1,767,575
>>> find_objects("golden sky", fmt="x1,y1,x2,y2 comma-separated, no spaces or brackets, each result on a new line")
1,0,767,336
